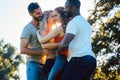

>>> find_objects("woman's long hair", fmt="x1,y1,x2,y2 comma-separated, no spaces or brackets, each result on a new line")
54,7,69,32
39,10,53,31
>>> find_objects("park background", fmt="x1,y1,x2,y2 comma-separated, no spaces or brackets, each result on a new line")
0,0,119,80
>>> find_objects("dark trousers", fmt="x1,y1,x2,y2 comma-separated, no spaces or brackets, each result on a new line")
62,55,97,80
43,59,55,78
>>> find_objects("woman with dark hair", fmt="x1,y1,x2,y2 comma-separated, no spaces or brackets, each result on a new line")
48,7,69,80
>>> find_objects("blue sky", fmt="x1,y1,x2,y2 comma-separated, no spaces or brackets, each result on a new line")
0,0,94,79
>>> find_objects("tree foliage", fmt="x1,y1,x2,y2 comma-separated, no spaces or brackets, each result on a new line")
87,0,120,79
0,39,24,80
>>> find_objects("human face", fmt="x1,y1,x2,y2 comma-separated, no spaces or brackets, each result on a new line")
53,11,62,23
47,12,55,23
31,8,43,21
64,1,73,18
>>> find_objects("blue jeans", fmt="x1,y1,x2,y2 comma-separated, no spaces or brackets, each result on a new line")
48,54,68,80
26,60,47,80
62,55,97,80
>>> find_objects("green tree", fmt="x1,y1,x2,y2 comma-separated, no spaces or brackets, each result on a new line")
87,0,120,79
0,39,24,80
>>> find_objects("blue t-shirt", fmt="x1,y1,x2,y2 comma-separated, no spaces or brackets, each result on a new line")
21,22,46,63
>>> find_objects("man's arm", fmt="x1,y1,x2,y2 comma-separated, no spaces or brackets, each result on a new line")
20,38,47,56
57,33,75,53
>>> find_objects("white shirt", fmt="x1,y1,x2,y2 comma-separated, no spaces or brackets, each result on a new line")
66,15,96,60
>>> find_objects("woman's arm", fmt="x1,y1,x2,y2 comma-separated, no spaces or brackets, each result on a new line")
37,26,63,44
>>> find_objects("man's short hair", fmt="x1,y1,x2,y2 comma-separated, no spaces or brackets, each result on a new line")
28,2,40,13
67,0,80,9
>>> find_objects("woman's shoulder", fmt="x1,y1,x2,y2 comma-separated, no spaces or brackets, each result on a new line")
52,25,63,33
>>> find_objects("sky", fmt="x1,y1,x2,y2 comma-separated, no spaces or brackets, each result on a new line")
0,0,95,80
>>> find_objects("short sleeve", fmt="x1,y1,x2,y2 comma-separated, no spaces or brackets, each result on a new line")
21,26,31,40
66,21,77,35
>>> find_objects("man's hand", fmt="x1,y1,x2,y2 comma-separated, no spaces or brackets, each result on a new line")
41,49,48,55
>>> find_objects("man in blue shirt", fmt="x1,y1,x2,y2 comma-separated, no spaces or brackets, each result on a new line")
20,2,47,80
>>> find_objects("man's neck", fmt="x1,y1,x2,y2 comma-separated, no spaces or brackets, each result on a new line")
73,12,80,17
31,20,39,29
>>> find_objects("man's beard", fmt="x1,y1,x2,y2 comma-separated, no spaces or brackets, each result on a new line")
33,16,43,21
66,12,72,18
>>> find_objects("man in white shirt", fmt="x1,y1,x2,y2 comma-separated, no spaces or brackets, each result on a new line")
57,0,97,80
